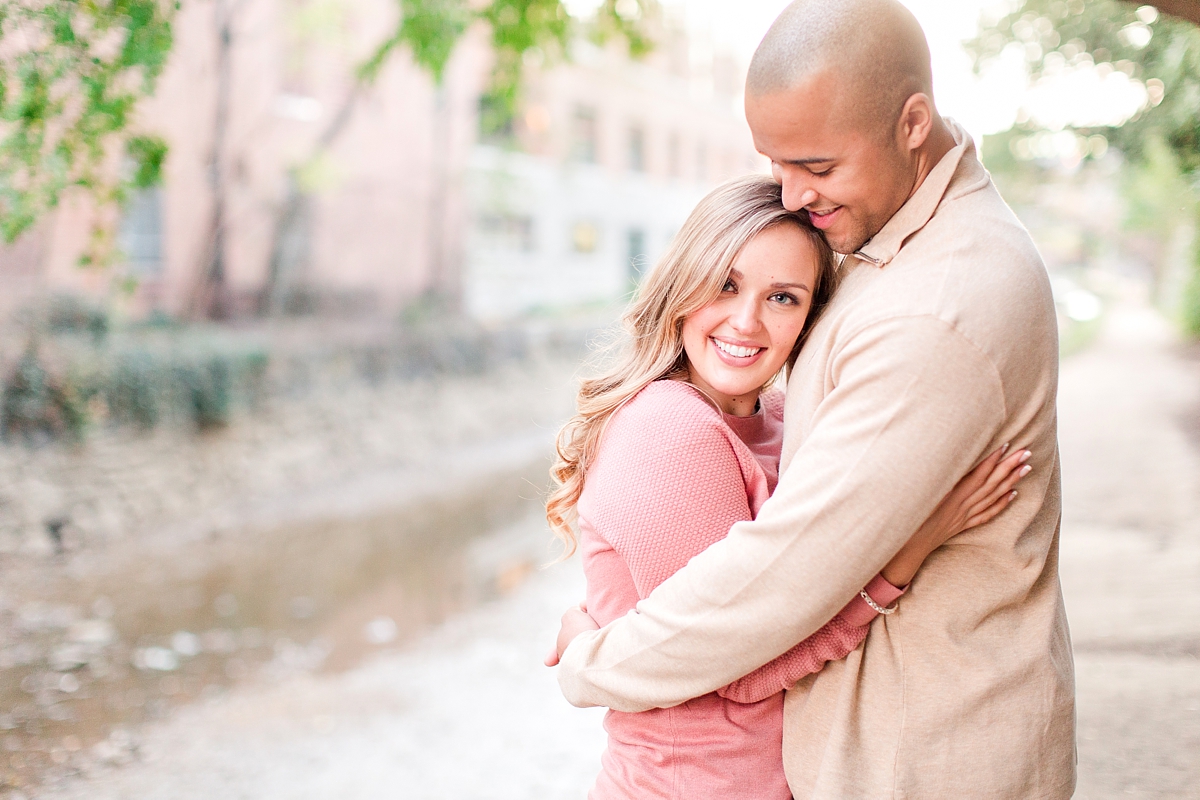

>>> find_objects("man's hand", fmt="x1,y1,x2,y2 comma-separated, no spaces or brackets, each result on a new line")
544,603,600,667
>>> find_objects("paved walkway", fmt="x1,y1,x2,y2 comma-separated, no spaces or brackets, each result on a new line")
37,298,1200,799
1059,300,1200,799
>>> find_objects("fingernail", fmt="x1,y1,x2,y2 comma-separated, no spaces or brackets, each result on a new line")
1010,490,1018,499
1019,465,1032,477
1000,443,1010,455
1019,450,1032,463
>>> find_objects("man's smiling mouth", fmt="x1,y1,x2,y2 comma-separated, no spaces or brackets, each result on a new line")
807,206,842,230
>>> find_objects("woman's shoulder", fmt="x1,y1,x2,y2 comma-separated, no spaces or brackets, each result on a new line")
618,379,721,424
602,380,730,453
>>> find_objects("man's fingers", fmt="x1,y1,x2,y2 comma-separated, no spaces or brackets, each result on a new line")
544,645,560,667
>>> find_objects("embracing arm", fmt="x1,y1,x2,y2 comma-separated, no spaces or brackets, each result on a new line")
715,573,904,704
557,316,1008,712
713,443,1026,705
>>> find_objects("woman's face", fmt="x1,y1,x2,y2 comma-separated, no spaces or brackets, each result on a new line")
681,224,820,416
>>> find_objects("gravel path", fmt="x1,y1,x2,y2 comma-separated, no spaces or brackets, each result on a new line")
32,295,1200,799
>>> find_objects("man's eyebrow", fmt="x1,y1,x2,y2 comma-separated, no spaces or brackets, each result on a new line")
779,157,834,166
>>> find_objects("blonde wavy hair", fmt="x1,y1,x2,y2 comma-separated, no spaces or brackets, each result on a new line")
546,175,837,555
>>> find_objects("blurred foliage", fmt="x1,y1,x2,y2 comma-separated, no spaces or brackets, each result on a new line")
0,0,175,261
1,343,90,443
0,306,270,442
0,291,556,444
1123,136,1197,237
46,294,111,341
364,0,654,134
971,1,1200,334
967,0,1200,171
126,134,169,190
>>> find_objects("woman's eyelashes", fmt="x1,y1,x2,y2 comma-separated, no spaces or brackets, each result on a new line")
719,281,802,307
769,291,799,306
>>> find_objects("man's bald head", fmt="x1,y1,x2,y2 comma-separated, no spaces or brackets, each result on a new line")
747,0,934,135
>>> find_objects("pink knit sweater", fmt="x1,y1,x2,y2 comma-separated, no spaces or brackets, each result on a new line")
578,380,903,800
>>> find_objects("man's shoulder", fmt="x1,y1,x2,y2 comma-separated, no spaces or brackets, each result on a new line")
862,183,1052,328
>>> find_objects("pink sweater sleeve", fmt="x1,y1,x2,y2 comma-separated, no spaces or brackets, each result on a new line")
715,574,905,704
584,383,906,707
584,385,757,601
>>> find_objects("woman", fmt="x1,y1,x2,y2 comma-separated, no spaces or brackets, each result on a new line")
544,176,1030,799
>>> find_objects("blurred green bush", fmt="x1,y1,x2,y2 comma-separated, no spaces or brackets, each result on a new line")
1,303,271,442
0,292,571,446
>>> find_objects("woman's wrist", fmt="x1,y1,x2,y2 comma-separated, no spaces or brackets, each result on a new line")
881,551,921,587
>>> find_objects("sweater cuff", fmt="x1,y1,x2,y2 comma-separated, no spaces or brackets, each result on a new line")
836,573,907,627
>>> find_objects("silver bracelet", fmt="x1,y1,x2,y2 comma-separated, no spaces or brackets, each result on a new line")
860,589,898,616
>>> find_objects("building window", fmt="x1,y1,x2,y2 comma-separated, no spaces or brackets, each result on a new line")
628,126,646,173
627,228,647,278
572,221,600,253
571,106,599,164
118,187,164,276
477,214,535,252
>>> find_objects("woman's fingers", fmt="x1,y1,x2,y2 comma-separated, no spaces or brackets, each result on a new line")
546,600,592,668
968,455,1032,516
964,448,1030,508
955,447,1033,531
962,489,1017,530
959,444,1009,496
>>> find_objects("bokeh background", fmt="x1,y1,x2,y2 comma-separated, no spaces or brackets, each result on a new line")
1,0,1198,797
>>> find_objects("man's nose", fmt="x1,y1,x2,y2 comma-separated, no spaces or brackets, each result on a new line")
780,173,819,212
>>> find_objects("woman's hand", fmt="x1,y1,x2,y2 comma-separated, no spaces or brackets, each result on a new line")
544,602,601,667
881,445,1031,587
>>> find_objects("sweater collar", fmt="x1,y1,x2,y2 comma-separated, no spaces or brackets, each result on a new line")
852,119,976,268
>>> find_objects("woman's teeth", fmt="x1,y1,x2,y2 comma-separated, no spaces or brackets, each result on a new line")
713,339,763,358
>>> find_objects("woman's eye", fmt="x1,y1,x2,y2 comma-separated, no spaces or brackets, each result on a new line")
770,292,798,305
722,280,736,292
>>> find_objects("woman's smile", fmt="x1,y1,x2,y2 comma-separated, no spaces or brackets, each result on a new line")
711,337,766,363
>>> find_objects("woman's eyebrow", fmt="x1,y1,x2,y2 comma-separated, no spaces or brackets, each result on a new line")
771,281,811,292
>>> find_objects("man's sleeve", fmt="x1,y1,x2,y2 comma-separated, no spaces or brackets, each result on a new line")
557,315,1007,712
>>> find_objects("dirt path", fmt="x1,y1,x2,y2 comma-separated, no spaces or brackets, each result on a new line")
27,296,1200,799
1058,298,1200,799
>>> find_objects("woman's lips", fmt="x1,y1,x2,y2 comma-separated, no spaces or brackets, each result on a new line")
711,337,765,367
807,206,842,230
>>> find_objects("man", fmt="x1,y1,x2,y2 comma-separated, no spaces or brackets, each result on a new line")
553,0,1076,797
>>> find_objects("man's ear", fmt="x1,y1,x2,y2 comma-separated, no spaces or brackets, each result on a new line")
897,93,935,153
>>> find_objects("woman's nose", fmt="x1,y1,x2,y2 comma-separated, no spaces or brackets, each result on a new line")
728,297,763,334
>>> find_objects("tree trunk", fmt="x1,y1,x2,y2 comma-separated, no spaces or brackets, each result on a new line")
190,0,235,320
